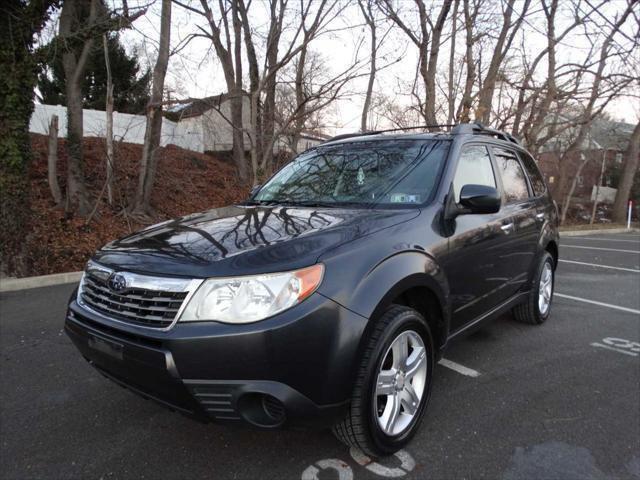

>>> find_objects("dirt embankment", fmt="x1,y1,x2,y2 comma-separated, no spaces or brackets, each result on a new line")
22,135,249,277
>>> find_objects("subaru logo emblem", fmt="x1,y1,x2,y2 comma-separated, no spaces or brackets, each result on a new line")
108,273,127,292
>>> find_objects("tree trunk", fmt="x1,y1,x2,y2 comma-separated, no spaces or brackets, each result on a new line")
133,0,171,215
447,0,459,125
612,121,640,223
0,0,57,275
423,0,453,127
475,0,530,124
60,0,99,216
359,0,376,132
560,152,590,224
47,115,63,206
458,0,476,122
292,45,308,153
103,34,114,206
589,150,607,225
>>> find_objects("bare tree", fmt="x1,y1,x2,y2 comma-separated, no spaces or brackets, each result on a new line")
612,121,640,223
47,115,62,206
133,0,171,215
174,0,249,182
359,0,381,132
103,34,114,206
59,0,102,215
557,1,637,223
235,0,350,181
473,0,531,124
275,49,358,153
379,0,454,127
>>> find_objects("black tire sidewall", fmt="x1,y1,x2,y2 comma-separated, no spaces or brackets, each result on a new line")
533,252,555,322
364,310,434,455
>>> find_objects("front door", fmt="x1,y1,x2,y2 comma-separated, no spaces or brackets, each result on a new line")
443,144,515,332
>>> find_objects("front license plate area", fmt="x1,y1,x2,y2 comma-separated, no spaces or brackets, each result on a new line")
88,335,123,361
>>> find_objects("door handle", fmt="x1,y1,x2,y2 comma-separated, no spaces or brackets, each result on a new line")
501,223,514,234
535,212,545,222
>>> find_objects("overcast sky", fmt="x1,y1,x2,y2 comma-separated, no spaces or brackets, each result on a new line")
114,1,639,134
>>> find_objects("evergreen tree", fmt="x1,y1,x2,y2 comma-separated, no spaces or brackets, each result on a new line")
38,33,150,114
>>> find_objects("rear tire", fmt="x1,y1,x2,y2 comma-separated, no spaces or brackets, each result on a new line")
513,251,554,325
332,305,434,457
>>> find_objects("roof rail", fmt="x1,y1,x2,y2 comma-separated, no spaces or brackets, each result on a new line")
322,124,457,144
321,123,521,146
453,122,521,145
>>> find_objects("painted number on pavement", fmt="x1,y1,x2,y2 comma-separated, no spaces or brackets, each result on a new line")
591,337,640,357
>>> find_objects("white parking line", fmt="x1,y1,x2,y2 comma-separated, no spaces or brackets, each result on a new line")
438,358,481,377
566,237,640,244
559,259,640,273
562,245,640,254
555,293,640,315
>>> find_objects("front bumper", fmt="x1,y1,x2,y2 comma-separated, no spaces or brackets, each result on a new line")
64,291,367,428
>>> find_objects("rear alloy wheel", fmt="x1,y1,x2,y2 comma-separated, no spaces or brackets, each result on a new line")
513,251,555,325
332,305,433,457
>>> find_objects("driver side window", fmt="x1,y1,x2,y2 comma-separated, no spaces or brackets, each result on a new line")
453,145,496,203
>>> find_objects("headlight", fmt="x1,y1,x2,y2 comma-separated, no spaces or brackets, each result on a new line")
179,264,324,324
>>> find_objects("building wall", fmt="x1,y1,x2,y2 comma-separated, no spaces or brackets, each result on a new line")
30,104,205,153
200,97,251,152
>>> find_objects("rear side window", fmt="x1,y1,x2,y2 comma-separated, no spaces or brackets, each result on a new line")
517,151,546,197
493,147,530,203
453,145,496,203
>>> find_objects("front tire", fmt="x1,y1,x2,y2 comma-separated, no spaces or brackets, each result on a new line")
332,305,434,457
513,251,555,325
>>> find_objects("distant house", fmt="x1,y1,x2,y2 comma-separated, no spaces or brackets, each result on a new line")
168,93,328,154
535,119,636,202
168,93,252,153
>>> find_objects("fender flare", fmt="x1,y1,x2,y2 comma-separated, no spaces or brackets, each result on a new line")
344,250,451,353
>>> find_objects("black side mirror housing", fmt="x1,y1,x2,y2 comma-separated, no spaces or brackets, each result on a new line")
459,184,501,214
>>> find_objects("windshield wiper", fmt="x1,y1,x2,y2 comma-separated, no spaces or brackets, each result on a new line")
285,200,365,208
243,199,281,206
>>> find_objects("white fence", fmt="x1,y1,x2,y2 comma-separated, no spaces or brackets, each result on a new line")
29,104,204,153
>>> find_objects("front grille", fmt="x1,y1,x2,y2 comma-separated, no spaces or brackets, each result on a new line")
80,271,188,329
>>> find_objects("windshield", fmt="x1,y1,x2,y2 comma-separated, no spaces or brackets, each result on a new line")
253,139,449,207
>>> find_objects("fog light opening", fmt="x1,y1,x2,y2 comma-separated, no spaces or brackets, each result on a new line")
237,393,286,428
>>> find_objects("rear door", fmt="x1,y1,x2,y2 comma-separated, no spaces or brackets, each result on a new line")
490,146,541,296
444,144,515,332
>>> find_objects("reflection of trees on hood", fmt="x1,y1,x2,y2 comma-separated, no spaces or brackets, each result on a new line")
108,207,342,261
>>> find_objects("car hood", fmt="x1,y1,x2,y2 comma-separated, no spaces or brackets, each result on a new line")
92,205,419,278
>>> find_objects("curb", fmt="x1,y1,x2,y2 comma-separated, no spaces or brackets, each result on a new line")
0,271,82,293
560,227,639,237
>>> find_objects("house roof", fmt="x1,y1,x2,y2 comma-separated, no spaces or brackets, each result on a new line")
299,130,331,141
171,94,230,119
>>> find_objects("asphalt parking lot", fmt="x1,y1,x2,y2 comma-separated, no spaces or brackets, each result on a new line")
1,231,639,480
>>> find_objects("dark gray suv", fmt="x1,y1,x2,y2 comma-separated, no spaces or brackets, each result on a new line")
65,123,559,457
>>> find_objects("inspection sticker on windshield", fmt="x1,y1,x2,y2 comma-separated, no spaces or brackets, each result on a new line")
390,193,420,203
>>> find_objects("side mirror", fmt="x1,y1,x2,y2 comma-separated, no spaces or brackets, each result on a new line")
459,184,501,214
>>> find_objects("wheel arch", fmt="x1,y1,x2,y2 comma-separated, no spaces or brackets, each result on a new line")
347,252,450,368
545,239,559,269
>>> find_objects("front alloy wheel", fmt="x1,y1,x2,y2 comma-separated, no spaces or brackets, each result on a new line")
333,305,433,457
375,330,427,436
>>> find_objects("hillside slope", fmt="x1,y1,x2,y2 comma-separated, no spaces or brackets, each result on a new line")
22,135,249,277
